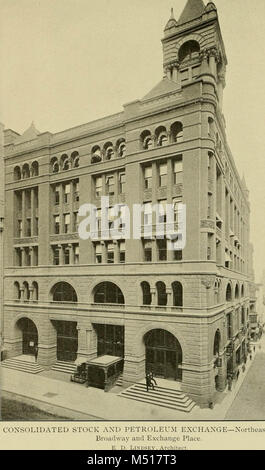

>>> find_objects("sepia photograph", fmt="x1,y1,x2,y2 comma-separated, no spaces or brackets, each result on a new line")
0,0,265,451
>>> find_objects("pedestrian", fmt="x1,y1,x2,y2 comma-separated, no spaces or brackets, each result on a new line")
145,372,151,392
149,370,157,389
34,344,38,363
236,370,240,381
254,346,256,352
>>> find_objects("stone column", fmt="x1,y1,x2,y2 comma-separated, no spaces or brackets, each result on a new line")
101,241,107,264
113,240,119,264
58,244,63,265
69,243,75,265
167,289,174,307
30,189,35,236
77,321,97,361
21,190,26,237
150,288,157,306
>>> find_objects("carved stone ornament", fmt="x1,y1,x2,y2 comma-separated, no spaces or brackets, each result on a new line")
201,276,216,289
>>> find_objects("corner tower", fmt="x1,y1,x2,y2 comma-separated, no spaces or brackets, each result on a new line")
162,0,227,109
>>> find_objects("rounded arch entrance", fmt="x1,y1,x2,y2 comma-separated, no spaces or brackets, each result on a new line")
16,317,38,356
144,329,182,381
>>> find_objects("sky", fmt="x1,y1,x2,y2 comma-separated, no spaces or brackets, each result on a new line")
0,0,264,281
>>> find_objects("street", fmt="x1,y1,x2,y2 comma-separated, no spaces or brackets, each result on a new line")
225,338,265,420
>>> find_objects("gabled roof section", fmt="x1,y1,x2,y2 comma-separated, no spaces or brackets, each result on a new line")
178,0,205,25
16,121,40,144
142,78,179,101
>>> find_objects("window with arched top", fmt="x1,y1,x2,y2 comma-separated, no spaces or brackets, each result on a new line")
140,130,153,150
31,161,39,177
23,281,30,301
14,166,22,181
178,40,200,64
241,285,245,298
172,281,183,307
71,151,80,168
94,282,125,304
213,330,221,356
155,126,167,147
156,281,167,306
51,157,59,173
104,142,114,160
61,154,70,171
22,164,30,179
14,281,21,300
32,281,38,301
116,139,126,158
170,122,183,143
235,284,239,299
52,282,77,303
91,145,102,163
226,283,232,302
141,281,151,306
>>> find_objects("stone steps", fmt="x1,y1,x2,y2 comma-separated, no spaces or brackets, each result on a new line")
119,382,196,413
51,361,76,374
0,358,44,375
115,375,124,387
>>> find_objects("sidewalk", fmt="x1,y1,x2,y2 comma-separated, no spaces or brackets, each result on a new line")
0,341,261,421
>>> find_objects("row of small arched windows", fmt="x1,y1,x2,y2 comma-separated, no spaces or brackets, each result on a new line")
141,281,183,307
14,281,38,301
140,122,183,150
91,139,126,164
51,151,80,173
14,161,39,181
226,283,245,302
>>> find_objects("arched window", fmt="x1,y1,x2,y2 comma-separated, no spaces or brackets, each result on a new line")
141,281,151,306
51,157,59,173
172,281,183,307
170,122,183,143
235,284,239,300
14,166,21,181
23,281,30,301
140,130,153,150
22,163,30,179
208,117,215,137
116,139,126,157
156,281,167,306
71,151,79,168
155,126,168,147
179,40,200,63
32,281,38,301
94,282,125,304
226,283,232,302
241,284,245,298
104,142,114,160
213,330,221,356
52,282,77,302
14,282,21,301
61,154,70,171
91,145,102,163
31,161,39,177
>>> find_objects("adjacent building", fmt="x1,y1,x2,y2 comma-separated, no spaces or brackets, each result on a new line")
1,0,257,406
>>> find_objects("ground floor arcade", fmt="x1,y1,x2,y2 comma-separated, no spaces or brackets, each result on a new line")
2,311,250,407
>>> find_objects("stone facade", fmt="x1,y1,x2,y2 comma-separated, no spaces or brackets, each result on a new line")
1,0,256,406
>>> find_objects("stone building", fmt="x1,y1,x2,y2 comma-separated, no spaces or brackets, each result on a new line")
1,0,256,406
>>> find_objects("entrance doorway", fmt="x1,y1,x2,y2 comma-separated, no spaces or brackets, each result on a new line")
144,329,182,381
52,321,78,362
17,318,38,356
94,324,124,357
